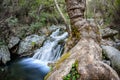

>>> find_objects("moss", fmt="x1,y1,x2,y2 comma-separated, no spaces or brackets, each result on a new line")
63,60,80,80
55,52,71,69
44,72,52,80
96,29,100,35
71,26,80,39
66,25,81,51
31,42,36,46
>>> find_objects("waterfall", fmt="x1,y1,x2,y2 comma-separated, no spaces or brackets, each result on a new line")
6,28,68,80
33,28,68,63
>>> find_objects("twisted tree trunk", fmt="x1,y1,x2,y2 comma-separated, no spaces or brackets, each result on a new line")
45,0,120,80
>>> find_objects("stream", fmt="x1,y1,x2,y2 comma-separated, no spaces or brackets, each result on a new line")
4,28,68,80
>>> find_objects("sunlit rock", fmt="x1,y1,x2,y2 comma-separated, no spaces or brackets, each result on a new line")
102,45,120,75
18,35,45,55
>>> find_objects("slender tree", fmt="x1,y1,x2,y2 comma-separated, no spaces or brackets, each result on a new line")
54,0,71,36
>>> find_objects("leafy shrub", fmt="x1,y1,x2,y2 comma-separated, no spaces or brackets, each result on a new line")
0,40,6,46
63,61,80,80
29,22,43,33
6,16,18,26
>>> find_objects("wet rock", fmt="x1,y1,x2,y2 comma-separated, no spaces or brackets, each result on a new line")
0,45,10,64
18,34,45,55
102,45,120,75
48,25,66,32
8,36,20,49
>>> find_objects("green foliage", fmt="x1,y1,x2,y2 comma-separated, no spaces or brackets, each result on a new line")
20,0,67,25
86,0,111,23
0,40,5,46
40,0,53,6
55,52,70,69
30,22,43,33
63,60,80,80
6,16,18,26
31,42,36,47
87,0,120,26
72,26,80,39
49,66,53,71
31,41,39,49
25,0,67,33
1,0,68,40
111,0,120,26
115,0,120,6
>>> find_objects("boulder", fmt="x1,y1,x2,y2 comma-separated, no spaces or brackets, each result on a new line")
102,45,120,75
8,36,20,49
101,39,116,46
18,35,45,55
101,28,118,38
0,45,10,64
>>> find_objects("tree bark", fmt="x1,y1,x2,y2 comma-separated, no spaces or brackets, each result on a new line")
45,0,120,80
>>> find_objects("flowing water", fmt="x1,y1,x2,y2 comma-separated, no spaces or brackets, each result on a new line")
33,28,68,62
5,28,68,80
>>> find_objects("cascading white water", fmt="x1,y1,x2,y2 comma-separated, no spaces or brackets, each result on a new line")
6,28,68,80
32,29,68,62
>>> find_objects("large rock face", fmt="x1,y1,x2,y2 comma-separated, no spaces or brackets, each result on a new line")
0,45,10,64
18,35,45,55
102,45,120,75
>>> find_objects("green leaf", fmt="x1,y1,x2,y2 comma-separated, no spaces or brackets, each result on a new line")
72,76,76,80
76,74,80,78
67,74,71,78
72,64,75,68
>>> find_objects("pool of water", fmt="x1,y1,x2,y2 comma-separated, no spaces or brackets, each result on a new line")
4,58,50,80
